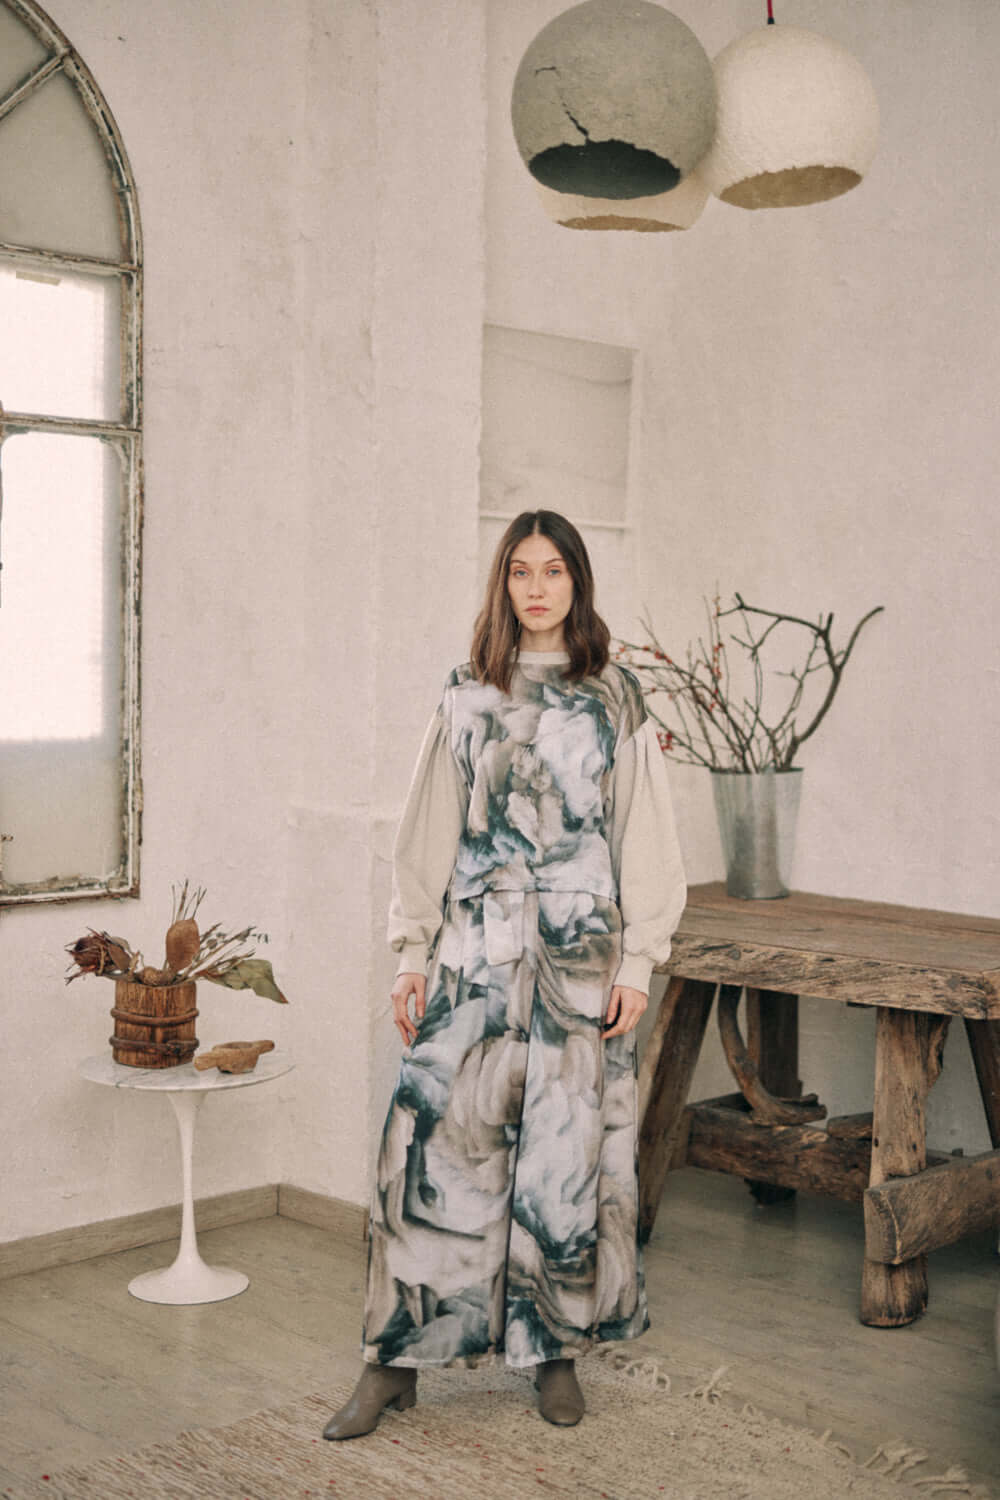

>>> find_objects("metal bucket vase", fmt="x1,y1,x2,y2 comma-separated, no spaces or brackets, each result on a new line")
711,769,802,900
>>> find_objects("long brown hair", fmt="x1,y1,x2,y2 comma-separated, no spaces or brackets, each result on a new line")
470,511,610,691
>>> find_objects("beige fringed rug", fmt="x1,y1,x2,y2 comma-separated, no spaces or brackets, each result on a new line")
2,1350,991,1500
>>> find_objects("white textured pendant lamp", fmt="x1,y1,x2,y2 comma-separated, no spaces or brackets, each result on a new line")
534,166,710,232
702,5,879,210
511,0,716,203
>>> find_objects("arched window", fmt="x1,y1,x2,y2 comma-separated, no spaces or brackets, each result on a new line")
0,0,141,904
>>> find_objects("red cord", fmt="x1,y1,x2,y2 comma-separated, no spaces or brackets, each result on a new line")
767,0,775,21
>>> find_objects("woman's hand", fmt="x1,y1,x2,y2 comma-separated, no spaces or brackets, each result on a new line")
603,984,647,1039
391,971,426,1046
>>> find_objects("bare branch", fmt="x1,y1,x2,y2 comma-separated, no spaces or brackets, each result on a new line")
783,605,884,764
618,597,884,771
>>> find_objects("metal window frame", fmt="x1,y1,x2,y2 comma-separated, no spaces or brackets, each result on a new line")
0,0,142,906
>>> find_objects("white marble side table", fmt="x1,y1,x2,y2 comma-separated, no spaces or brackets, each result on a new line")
79,1052,293,1306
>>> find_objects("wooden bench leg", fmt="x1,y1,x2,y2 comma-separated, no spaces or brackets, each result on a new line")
746,989,803,1204
965,1017,1000,1254
637,978,715,1245
964,1017,1000,1148
860,1007,950,1327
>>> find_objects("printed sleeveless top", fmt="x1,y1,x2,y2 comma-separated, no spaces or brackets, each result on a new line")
442,655,646,902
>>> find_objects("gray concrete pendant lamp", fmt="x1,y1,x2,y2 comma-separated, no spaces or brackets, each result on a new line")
511,0,717,220
702,2,879,210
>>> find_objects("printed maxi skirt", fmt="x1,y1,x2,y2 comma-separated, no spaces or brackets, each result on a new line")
362,888,649,1369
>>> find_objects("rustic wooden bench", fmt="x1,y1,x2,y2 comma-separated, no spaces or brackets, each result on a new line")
639,883,1000,1326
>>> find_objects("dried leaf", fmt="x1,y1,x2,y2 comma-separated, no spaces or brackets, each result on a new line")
165,917,200,972
65,930,136,981
106,937,135,971
203,958,288,1004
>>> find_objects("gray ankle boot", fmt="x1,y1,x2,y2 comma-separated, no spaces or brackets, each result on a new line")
535,1358,585,1426
322,1363,417,1440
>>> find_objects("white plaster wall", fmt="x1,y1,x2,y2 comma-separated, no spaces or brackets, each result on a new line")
486,0,1000,1153
287,0,485,1202
281,0,380,1211
364,0,486,1166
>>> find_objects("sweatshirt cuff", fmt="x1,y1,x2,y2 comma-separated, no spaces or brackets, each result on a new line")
395,943,428,977
612,952,656,995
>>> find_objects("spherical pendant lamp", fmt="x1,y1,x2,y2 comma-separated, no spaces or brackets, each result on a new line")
702,24,878,210
534,166,710,231
511,0,716,201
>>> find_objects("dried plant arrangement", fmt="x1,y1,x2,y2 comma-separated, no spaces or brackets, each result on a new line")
65,881,288,1004
615,593,884,773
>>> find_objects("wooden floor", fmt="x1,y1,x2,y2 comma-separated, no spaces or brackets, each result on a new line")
1,1168,998,1493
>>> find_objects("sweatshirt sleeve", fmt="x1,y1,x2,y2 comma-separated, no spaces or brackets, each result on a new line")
388,705,469,976
607,716,687,995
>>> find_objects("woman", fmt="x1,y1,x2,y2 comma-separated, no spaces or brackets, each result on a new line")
323,510,686,1438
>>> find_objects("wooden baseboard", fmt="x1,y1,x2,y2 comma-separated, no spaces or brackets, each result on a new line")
0,1184,279,1281
278,1183,369,1241
0,1184,369,1280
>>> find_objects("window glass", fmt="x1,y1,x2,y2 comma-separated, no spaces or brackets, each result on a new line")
0,5,47,97
0,71,123,260
0,263,121,421
0,736,125,888
0,431,119,741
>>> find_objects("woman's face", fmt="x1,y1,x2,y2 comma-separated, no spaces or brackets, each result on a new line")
506,532,574,650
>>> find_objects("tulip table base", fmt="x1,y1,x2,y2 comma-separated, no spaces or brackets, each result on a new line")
79,1053,293,1306
126,1090,249,1304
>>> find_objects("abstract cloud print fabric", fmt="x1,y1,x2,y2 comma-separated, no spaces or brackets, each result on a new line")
363,653,686,1368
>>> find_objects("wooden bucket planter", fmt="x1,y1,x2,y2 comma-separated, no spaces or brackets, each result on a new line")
110,979,199,1067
